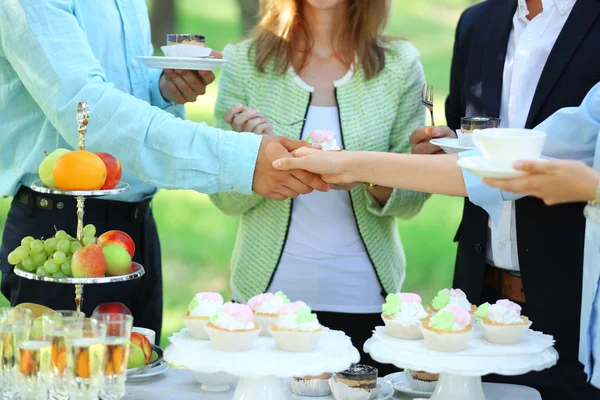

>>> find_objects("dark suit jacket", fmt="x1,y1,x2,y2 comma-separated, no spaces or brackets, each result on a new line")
447,0,600,387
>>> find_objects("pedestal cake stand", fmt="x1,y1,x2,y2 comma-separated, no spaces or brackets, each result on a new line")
364,325,558,400
165,328,360,400
13,102,145,312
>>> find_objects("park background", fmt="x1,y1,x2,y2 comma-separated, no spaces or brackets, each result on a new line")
0,0,481,345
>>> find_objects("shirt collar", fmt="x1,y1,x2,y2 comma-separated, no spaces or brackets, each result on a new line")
517,0,576,21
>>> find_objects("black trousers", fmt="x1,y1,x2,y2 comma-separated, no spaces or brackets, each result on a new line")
0,188,163,339
480,284,600,400
316,311,398,377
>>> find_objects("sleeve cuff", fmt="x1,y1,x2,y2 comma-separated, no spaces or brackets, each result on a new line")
149,69,176,110
364,186,396,216
218,131,262,194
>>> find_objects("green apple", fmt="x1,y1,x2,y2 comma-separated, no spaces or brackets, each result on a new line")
102,244,132,276
127,342,146,369
38,149,69,188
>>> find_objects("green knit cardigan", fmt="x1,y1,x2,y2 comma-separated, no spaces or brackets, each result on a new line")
210,39,430,302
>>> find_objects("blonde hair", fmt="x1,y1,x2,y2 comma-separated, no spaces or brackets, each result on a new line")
250,0,391,80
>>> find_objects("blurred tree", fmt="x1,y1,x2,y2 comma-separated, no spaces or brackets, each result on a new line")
236,0,260,35
150,0,176,51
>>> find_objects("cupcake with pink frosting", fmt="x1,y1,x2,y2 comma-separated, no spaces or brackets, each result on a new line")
421,304,473,352
182,292,224,340
205,303,261,351
475,300,532,344
269,301,324,352
306,130,342,151
428,288,476,317
247,291,290,337
381,293,428,339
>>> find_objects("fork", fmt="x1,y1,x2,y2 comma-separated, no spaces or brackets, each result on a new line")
421,83,435,126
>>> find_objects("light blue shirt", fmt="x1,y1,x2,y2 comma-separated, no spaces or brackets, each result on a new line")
0,0,262,202
460,82,600,387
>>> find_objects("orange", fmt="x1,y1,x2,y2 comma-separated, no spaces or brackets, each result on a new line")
53,150,107,191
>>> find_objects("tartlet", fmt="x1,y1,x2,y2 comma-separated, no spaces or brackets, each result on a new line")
421,304,473,352
181,292,223,340
204,303,260,351
475,300,532,344
247,291,290,337
428,288,477,316
269,301,323,352
381,293,428,339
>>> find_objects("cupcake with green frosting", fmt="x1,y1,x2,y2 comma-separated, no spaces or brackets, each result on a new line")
421,304,473,352
247,291,290,337
182,292,224,340
269,301,324,352
475,300,532,344
381,293,428,339
428,288,476,319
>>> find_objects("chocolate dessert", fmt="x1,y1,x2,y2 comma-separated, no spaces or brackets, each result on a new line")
335,364,378,389
166,34,206,46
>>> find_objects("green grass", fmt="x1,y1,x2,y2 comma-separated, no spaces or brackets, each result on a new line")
1,0,479,345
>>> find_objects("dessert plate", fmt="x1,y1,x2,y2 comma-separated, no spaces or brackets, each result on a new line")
384,372,432,397
136,56,228,71
430,138,473,154
291,379,393,400
127,363,169,383
457,156,528,179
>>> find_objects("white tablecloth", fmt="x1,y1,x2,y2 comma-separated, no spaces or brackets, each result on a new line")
124,369,542,399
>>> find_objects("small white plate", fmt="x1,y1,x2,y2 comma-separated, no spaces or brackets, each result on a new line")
127,363,169,383
291,379,393,399
384,372,432,397
430,138,474,154
136,56,228,71
457,156,528,179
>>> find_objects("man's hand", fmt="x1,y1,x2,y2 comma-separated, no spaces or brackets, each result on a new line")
410,126,456,154
253,136,329,200
159,50,223,104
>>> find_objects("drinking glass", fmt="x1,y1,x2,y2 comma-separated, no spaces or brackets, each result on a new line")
64,319,107,400
1,308,32,400
16,316,55,400
460,117,501,132
93,314,133,400
43,311,85,400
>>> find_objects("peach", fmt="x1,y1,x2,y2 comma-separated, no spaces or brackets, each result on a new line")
71,244,107,278
92,302,132,317
98,230,135,259
130,332,152,364
102,244,131,276
95,152,122,190
53,150,107,191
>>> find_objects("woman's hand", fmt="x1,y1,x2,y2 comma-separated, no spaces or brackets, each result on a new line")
272,147,355,184
224,105,274,135
483,160,600,205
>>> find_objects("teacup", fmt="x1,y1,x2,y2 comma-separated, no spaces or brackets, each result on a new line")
472,128,546,169
132,326,156,345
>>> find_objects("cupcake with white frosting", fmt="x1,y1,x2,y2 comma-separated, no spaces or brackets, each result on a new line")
247,291,290,337
421,304,473,352
475,300,532,344
428,288,476,317
269,301,323,352
205,303,261,351
306,130,342,151
182,292,224,340
381,293,428,339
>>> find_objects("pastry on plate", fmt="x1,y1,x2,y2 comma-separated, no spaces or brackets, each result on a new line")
247,291,290,337
381,293,428,339
421,304,473,352
291,373,333,397
205,303,260,351
329,364,378,400
404,369,439,392
428,288,476,316
269,301,323,352
181,292,223,340
475,299,532,344
306,130,342,151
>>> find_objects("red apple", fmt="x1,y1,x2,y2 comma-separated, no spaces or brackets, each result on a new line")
130,332,152,364
98,230,135,258
95,152,122,190
92,302,132,317
71,244,107,278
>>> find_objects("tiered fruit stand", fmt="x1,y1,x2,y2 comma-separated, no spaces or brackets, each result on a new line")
13,102,145,312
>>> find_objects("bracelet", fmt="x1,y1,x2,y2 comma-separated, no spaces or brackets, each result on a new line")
364,183,378,189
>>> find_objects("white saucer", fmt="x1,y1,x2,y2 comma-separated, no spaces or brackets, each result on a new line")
127,363,169,383
136,56,228,71
290,379,393,399
457,156,528,179
384,372,432,397
430,138,473,154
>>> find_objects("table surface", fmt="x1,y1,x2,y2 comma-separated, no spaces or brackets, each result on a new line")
124,369,542,400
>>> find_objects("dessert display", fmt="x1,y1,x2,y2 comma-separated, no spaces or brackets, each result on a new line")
420,304,473,352
291,373,333,397
306,130,343,151
381,293,428,339
205,303,260,351
7,225,135,279
182,292,224,340
475,300,532,344
162,34,211,58
428,288,476,316
247,291,290,336
329,364,378,400
405,369,439,393
269,301,323,352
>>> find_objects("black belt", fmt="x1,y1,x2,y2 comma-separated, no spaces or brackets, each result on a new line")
14,186,152,223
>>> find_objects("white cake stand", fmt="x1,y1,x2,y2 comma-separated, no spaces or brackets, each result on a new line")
165,328,360,400
364,325,558,400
